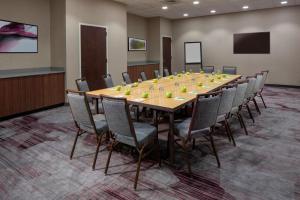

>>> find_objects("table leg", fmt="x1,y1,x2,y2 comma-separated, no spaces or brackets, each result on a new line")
95,98,99,114
168,112,175,164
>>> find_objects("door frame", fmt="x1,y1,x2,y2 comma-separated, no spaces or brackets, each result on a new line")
161,35,172,74
79,23,109,78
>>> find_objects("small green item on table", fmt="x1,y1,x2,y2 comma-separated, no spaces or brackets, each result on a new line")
132,82,138,87
223,74,227,78
115,85,122,91
124,89,131,95
197,82,203,87
210,79,214,82
152,79,158,83
180,86,187,93
200,70,204,74
141,92,149,98
165,91,173,98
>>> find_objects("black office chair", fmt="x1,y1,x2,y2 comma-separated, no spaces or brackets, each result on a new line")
122,72,132,84
163,68,170,76
223,66,237,75
140,72,147,81
202,66,215,73
103,74,114,88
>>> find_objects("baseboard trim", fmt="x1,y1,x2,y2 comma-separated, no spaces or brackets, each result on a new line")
266,84,300,89
0,103,66,122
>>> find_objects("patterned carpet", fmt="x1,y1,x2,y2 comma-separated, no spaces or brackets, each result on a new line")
0,86,300,200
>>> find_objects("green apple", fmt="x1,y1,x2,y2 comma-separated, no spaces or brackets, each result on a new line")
210,79,214,82
124,89,131,95
186,72,190,75
133,82,138,87
180,86,187,93
177,73,182,77
169,75,174,80
217,75,221,79
141,92,149,98
152,79,158,83
165,91,173,98
197,82,203,87
115,85,122,91
200,70,204,74
222,74,227,78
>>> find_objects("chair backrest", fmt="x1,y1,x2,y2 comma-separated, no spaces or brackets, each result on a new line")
260,70,269,90
103,74,114,88
172,71,178,75
223,66,237,75
232,81,248,108
202,66,215,73
101,96,138,146
188,92,222,137
253,73,263,93
140,71,147,81
154,70,160,78
66,90,96,131
218,86,237,116
75,78,90,92
122,72,132,84
164,68,170,76
245,76,257,99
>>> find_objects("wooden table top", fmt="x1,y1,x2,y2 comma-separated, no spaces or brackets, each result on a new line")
87,73,241,112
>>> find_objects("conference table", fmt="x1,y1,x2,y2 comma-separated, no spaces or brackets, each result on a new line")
87,72,241,164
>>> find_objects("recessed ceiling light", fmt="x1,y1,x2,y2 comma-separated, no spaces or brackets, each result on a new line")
242,5,249,9
183,13,189,17
210,10,216,14
193,1,200,5
281,1,288,4
162,6,168,10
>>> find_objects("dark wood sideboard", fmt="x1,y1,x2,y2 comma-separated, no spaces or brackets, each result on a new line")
127,63,159,82
0,72,65,119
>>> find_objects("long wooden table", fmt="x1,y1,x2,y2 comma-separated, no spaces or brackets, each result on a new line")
87,73,241,164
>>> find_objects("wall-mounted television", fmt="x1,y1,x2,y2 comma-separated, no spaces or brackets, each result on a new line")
0,19,38,53
128,37,146,51
234,32,270,54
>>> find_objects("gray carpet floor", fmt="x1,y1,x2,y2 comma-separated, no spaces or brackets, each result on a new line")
0,86,300,200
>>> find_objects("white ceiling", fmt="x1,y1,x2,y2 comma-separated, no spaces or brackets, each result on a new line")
114,0,300,19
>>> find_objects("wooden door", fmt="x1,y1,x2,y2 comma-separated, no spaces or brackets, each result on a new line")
163,37,172,74
81,25,107,90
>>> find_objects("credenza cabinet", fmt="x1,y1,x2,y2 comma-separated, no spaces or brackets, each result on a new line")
0,72,65,118
127,64,159,82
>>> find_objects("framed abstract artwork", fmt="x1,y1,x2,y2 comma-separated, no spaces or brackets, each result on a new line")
128,37,146,51
0,20,38,53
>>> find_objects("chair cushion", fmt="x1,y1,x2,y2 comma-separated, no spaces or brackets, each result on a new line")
174,118,210,139
216,114,226,123
79,114,108,135
115,122,156,147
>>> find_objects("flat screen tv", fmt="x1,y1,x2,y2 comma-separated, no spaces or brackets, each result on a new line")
128,37,146,51
234,32,270,54
0,19,38,53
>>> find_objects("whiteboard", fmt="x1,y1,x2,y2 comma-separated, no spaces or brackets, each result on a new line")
184,42,202,64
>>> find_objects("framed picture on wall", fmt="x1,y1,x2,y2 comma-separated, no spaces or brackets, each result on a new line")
0,19,38,53
128,37,146,51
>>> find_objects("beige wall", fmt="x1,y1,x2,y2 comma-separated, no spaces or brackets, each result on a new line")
65,0,127,89
147,17,161,62
127,14,148,62
50,0,66,68
0,0,51,69
172,6,300,86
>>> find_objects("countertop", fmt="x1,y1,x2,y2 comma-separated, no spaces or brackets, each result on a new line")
127,61,160,67
0,67,65,79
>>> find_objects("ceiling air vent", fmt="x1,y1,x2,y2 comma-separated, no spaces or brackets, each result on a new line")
161,0,180,4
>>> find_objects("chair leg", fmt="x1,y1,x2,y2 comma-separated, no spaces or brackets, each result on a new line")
238,112,248,135
224,119,236,146
209,130,221,168
192,138,196,150
260,94,267,108
156,141,161,167
246,104,255,123
92,134,103,170
182,140,192,174
134,146,145,190
70,129,81,160
253,98,261,115
223,121,232,143
104,140,115,175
